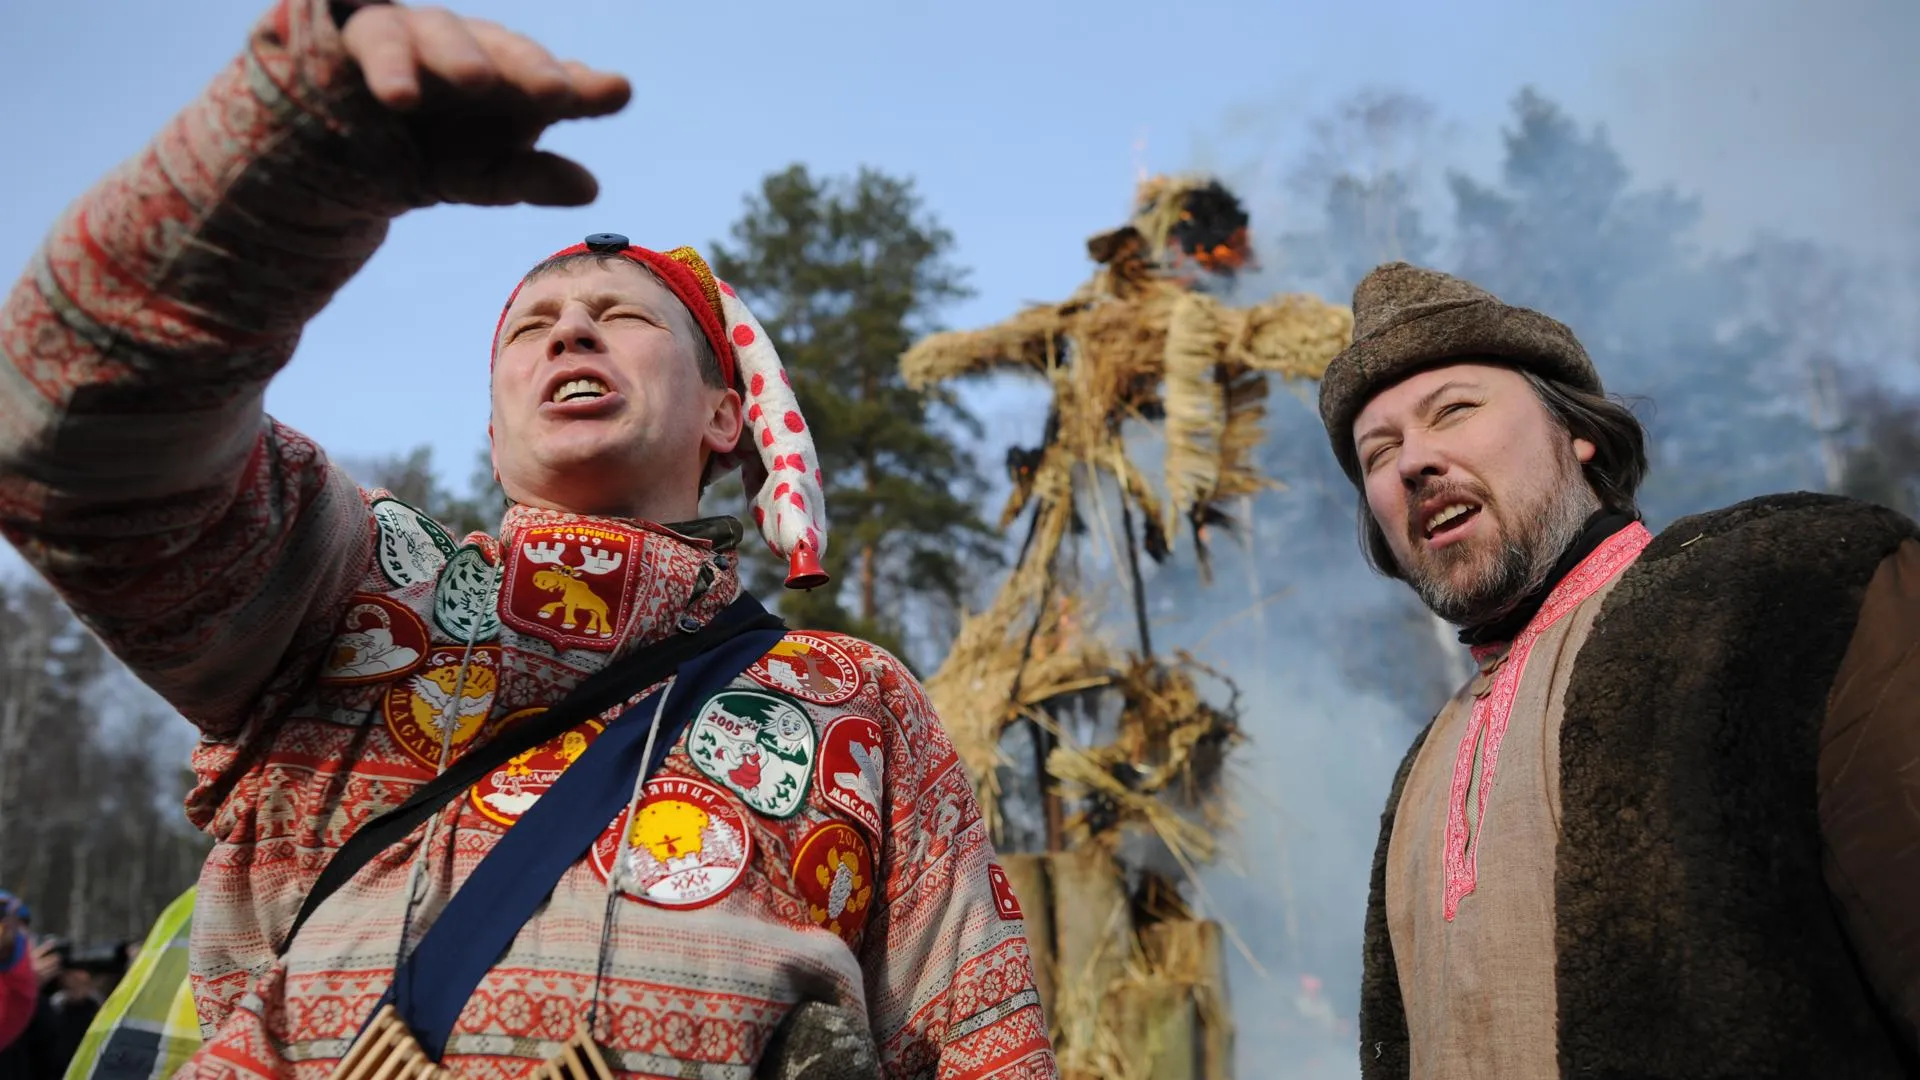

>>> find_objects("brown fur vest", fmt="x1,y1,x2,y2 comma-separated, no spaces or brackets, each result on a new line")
1359,493,1920,1079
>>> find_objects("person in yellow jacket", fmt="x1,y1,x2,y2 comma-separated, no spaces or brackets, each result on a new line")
62,890,197,1080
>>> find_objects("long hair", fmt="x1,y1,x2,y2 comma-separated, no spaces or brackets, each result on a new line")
1358,369,1651,580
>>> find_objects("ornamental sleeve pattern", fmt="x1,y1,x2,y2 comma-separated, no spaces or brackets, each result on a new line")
0,0,433,736
859,650,1058,1080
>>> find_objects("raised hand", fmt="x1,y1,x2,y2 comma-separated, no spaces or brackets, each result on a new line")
340,5,632,208
31,940,60,986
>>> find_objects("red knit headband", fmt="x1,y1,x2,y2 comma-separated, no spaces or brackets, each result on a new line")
492,233,737,389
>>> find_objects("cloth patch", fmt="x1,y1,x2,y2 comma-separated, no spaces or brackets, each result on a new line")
372,497,457,588
499,523,639,652
590,775,752,909
746,633,861,705
813,715,883,837
466,710,603,826
319,593,429,686
790,821,874,944
687,690,817,818
433,544,502,643
988,863,1024,921
382,645,502,770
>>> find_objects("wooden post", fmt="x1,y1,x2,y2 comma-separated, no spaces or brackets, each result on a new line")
1049,847,1131,1005
1141,920,1234,1080
1110,978,1199,1080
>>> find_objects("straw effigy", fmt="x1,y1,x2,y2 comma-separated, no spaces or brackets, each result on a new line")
904,174,1351,1079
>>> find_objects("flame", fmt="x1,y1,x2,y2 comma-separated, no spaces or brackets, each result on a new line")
1175,227,1254,274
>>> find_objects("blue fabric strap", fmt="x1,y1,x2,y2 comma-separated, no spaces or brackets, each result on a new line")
384,619,788,1060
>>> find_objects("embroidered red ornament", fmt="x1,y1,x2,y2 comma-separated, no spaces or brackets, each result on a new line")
1441,523,1653,920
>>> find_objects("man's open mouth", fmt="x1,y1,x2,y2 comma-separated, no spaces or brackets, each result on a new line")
552,377,610,404
1423,502,1480,540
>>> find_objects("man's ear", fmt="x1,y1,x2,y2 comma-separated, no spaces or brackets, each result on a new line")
703,388,744,458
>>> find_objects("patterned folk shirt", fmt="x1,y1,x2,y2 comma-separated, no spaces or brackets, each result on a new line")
0,2,1057,1077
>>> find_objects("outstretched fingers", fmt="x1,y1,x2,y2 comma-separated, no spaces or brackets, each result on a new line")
338,5,631,209
453,150,600,208
406,6,502,93
343,6,630,121
554,60,632,121
341,6,425,108
466,19,576,110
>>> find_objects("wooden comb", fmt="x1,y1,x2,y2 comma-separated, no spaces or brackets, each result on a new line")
331,1006,615,1080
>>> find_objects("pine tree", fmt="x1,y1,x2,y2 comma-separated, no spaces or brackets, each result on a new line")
708,165,999,667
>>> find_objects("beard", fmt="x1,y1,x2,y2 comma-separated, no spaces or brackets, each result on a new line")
1401,449,1601,627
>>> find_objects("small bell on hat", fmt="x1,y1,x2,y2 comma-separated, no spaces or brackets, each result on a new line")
784,543,828,591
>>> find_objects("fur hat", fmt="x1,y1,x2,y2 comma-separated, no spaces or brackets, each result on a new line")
1317,262,1601,482
496,234,829,589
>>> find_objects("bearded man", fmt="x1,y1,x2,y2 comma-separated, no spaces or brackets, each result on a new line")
1319,263,1920,1078
0,3,1054,1078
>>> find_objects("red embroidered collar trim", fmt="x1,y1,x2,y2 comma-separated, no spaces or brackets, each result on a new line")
1442,522,1652,921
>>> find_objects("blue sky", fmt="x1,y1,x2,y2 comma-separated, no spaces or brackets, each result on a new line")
4,0,1912,490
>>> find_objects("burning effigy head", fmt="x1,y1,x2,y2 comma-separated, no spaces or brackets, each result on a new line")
1148,175,1253,274
1088,173,1254,280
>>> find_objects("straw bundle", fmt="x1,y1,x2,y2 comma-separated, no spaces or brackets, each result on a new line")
900,303,1069,390
1228,295,1354,379
1108,654,1242,811
1048,744,1217,866
1161,293,1227,549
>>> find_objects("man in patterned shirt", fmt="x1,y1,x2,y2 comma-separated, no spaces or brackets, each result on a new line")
0,2,1055,1077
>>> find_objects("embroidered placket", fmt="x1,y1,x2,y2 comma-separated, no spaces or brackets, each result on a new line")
1440,523,1653,921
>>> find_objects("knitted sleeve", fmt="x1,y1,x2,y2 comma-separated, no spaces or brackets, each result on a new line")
0,0,427,735
860,651,1057,1080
